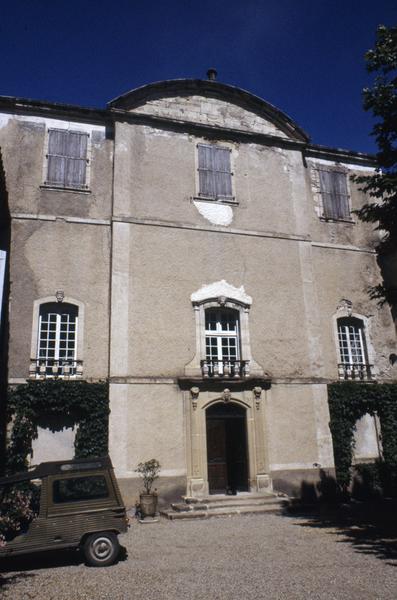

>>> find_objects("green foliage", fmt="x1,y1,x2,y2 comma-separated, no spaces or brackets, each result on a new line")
0,484,39,547
353,26,397,303
6,379,109,474
135,459,161,494
328,382,397,494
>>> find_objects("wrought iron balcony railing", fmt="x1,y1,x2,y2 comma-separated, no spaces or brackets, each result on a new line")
201,359,250,379
30,359,83,379
338,362,374,381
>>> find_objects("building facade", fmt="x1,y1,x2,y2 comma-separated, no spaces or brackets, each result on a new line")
1,77,395,504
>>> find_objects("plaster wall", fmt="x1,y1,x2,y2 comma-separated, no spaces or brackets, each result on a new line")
113,122,308,237
0,113,113,220
8,219,110,380
110,222,317,379
108,382,186,480
267,383,334,472
312,246,396,380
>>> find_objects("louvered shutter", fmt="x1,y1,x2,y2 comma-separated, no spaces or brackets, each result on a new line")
65,132,88,188
47,130,88,187
198,145,215,197
319,170,350,219
214,147,232,198
47,130,67,185
198,144,232,199
333,172,349,219
319,170,336,218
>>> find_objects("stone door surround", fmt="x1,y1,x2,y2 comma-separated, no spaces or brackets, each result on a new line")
185,385,271,497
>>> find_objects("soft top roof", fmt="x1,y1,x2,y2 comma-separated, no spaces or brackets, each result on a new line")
0,456,112,486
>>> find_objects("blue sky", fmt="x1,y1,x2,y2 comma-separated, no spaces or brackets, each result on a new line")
1,0,396,153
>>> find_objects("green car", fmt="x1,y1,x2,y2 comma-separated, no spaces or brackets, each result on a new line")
0,456,128,567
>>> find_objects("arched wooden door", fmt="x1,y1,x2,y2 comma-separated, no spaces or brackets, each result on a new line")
206,403,249,494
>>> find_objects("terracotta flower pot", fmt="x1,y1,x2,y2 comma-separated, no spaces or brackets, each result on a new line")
139,493,158,518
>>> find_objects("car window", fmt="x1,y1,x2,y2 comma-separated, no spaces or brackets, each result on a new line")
53,475,109,503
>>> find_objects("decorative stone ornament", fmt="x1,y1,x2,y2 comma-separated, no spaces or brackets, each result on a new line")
190,386,200,410
337,298,353,316
222,389,231,403
55,290,65,303
253,386,262,409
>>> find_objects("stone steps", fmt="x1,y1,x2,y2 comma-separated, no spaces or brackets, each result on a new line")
161,493,288,520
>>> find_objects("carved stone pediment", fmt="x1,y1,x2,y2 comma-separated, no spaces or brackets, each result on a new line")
191,280,252,307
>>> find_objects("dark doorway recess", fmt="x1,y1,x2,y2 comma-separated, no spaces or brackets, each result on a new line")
206,402,248,494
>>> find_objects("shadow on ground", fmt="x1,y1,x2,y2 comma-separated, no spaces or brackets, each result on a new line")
0,544,128,577
284,475,397,566
0,572,36,593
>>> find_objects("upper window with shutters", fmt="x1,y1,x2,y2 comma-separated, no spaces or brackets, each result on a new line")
196,143,235,203
43,129,90,191
317,168,351,222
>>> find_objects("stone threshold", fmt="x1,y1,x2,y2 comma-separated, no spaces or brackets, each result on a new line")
162,492,288,520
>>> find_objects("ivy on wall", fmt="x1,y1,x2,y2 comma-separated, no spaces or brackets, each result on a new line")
6,379,109,474
328,382,397,493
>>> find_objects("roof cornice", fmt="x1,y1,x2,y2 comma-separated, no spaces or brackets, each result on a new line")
107,78,310,143
0,93,376,166
0,95,109,125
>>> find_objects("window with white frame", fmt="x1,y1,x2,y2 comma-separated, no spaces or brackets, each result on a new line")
204,308,241,377
319,169,350,220
337,317,372,380
36,302,78,377
185,281,264,380
45,129,89,189
197,144,233,201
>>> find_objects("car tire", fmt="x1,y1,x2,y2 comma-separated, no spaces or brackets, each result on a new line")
83,531,120,567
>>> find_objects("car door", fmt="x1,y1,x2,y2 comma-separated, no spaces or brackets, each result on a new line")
46,471,115,547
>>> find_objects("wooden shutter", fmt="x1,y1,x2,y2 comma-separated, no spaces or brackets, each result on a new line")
198,145,215,197
47,130,88,188
319,170,349,219
47,129,67,185
214,147,232,198
332,172,349,219
198,144,232,199
65,132,88,188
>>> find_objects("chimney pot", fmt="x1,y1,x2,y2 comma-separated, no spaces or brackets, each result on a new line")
207,68,217,81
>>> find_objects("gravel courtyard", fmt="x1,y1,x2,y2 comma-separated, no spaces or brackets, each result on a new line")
1,513,396,600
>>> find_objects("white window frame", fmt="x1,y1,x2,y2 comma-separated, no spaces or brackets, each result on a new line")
30,295,84,378
37,304,78,367
337,318,367,365
332,301,375,380
185,280,263,378
205,308,240,375
42,128,91,192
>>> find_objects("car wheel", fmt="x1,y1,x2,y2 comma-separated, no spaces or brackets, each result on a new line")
83,532,120,567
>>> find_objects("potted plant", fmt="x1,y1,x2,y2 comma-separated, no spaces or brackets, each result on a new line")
135,459,161,518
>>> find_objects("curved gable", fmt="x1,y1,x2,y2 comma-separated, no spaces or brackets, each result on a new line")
108,79,309,142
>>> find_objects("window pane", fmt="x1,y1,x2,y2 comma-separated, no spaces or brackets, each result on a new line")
338,319,366,365
53,476,108,503
37,303,78,371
